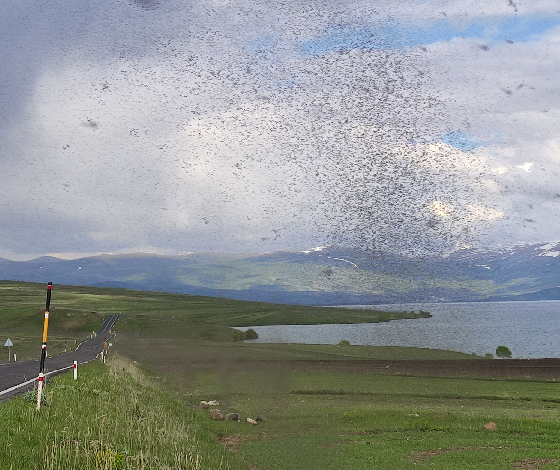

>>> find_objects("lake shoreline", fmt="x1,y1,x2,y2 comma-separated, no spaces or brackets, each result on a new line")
244,300,560,359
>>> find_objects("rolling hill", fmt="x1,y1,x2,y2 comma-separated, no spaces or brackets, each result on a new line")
1,242,559,305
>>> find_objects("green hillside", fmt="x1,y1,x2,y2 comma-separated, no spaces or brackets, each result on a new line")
0,280,430,352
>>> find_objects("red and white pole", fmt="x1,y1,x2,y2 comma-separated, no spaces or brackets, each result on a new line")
36,282,52,411
73,360,78,380
36,372,44,410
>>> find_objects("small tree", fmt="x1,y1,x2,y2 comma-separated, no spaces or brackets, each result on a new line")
495,345,512,358
232,328,259,341
244,328,259,340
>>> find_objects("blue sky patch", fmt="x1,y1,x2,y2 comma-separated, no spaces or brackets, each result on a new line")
298,13,560,55
247,35,277,55
442,131,483,151
497,15,560,43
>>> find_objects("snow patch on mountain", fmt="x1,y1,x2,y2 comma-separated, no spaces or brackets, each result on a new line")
301,246,328,254
537,242,560,251
329,257,359,269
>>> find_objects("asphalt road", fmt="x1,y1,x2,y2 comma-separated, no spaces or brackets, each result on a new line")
0,315,118,402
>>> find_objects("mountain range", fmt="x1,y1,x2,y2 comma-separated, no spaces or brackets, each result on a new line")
1,242,560,305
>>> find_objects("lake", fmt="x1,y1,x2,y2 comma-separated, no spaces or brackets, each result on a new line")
243,301,560,358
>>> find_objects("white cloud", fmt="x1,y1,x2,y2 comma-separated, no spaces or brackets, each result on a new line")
490,166,508,175
429,201,454,217
517,162,534,172
1,0,560,259
466,204,504,221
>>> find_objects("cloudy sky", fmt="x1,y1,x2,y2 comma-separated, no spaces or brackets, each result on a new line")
1,0,559,260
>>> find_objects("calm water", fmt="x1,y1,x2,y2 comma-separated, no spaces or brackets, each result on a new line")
243,301,560,358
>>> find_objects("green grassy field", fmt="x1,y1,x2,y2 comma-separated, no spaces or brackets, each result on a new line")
2,281,560,470
116,336,560,470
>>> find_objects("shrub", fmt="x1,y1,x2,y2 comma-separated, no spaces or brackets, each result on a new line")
244,328,259,340
232,328,259,341
495,345,512,358
22,389,50,406
485,353,494,359
232,329,246,342
338,339,351,346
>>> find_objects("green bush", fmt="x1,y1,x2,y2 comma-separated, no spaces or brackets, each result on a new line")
338,339,351,346
232,328,259,341
232,329,246,342
244,328,259,340
495,345,512,358
22,389,50,407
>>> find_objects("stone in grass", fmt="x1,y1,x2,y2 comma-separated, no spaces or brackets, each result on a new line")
484,422,497,431
210,410,224,420
226,413,241,421
246,418,258,425
256,415,267,422
208,400,220,406
200,401,210,409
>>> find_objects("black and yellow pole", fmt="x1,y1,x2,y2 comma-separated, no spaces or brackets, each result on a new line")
36,282,52,411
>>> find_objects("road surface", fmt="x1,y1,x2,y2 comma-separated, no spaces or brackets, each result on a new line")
0,315,118,402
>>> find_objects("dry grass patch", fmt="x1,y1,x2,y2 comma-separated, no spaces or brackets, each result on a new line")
409,446,497,463
511,458,560,469
218,434,248,452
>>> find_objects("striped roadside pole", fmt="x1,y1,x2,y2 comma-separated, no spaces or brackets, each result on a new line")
36,282,52,411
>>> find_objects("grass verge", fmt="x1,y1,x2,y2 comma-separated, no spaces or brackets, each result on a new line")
0,356,248,470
